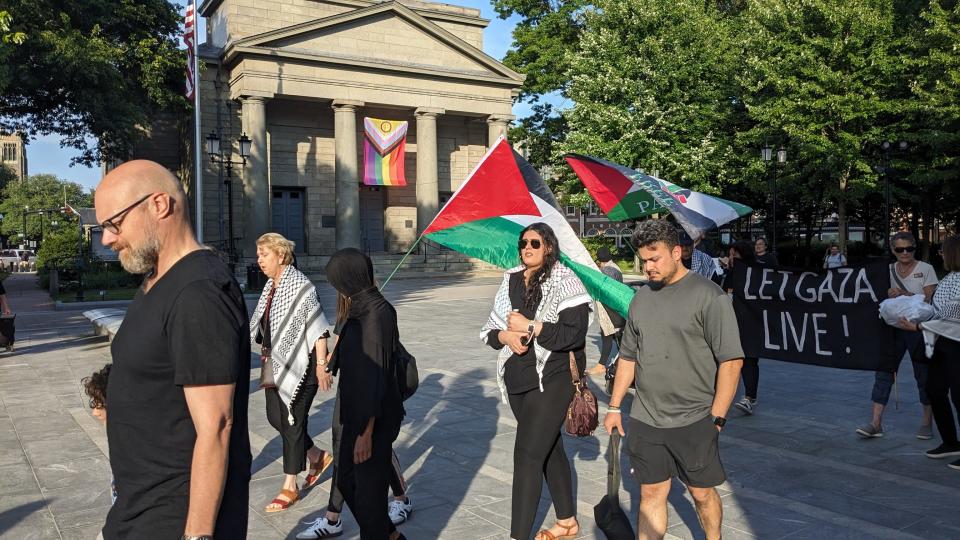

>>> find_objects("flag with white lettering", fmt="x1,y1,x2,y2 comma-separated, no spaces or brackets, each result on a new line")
183,3,196,100
726,262,896,371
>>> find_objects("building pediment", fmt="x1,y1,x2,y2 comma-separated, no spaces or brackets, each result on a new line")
224,1,524,86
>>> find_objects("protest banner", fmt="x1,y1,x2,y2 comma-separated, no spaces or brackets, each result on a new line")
725,262,896,371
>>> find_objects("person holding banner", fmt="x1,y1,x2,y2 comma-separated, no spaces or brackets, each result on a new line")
753,238,778,267
898,235,960,468
823,244,847,269
605,219,743,540
481,223,590,540
857,232,937,440
720,241,764,416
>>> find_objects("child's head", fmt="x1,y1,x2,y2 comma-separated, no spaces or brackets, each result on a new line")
82,364,111,424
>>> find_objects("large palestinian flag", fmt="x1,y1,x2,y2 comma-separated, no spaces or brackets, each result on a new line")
565,154,752,240
423,138,636,318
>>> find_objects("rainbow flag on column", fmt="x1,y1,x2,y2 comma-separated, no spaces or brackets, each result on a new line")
363,117,408,186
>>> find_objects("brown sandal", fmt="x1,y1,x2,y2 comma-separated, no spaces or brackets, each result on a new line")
265,488,299,513
535,520,579,540
303,450,334,489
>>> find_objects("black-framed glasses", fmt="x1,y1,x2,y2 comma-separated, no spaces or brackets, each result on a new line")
518,238,542,250
100,193,152,234
893,246,916,254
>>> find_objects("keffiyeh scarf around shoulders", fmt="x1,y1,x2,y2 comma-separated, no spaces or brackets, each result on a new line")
481,261,593,402
249,265,331,424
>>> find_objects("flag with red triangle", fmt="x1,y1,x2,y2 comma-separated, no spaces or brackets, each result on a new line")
423,138,636,318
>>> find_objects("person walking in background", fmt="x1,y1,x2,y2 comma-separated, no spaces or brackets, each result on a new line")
823,244,846,269
250,232,335,513
753,238,778,267
897,235,960,470
720,241,764,416
605,219,743,540
324,248,406,540
481,223,590,540
587,246,625,376
679,231,718,278
857,232,937,440
94,160,251,540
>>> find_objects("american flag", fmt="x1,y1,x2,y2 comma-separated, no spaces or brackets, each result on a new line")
183,3,196,100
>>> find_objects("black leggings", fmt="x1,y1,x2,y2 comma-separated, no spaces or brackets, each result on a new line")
338,421,400,540
327,395,407,513
598,331,621,366
265,382,319,475
928,339,960,446
741,357,759,400
508,374,576,539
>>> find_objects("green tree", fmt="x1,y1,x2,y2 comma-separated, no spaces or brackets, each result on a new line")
738,0,900,252
559,0,753,199
36,225,81,269
0,1,186,166
0,174,92,242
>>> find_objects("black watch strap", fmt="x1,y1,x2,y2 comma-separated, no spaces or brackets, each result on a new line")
712,415,727,427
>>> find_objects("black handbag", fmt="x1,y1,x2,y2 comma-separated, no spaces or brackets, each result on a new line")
594,433,635,539
394,338,419,401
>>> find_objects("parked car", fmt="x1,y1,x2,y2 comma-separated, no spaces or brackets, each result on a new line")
0,249,37,272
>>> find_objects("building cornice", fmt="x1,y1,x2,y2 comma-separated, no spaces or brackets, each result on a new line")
199,0,489,28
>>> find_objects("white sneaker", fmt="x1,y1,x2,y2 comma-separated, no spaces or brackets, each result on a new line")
734,397,756,415
389,497,413,525
297,516,343,539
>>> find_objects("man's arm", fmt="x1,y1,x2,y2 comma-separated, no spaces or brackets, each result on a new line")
711,359,743,426
182,383,235,537
603,357,636,436
0,293,10,314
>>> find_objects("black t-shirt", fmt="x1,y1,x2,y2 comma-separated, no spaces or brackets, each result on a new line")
755,252,779,267
103,250,252,540
487,272,588,394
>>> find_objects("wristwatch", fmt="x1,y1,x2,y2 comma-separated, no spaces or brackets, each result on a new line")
181,535,213,540
712,416,727,428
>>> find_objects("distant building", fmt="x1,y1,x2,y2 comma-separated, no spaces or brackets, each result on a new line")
0,132,27,182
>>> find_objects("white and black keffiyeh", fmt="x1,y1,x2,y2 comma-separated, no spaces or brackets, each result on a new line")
480,262,593,402
249,265,331,424
920,272,960,356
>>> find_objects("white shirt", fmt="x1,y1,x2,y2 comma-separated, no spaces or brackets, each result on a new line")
890,260,938,297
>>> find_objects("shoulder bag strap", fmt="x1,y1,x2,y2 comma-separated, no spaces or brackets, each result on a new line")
568,350,581,388
608,433,622,500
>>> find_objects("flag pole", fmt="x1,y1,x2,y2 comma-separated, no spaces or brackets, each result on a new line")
192,0,203,243
379,234,425,292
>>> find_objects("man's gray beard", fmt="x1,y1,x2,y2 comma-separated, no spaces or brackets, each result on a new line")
118,235,160,275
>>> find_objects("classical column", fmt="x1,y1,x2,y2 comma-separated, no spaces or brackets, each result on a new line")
332,99,364,250
241,96,268,257
487,114,514,146
415,107,443,235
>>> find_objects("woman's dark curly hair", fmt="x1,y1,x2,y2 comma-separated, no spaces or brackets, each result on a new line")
730,241,756,265
518,222,560,311
82,364,111,410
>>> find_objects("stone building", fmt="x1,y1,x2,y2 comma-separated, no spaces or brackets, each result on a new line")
0,132,28,182
195,0,524,270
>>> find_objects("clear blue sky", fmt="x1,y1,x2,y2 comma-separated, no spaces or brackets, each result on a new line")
28,0,531,191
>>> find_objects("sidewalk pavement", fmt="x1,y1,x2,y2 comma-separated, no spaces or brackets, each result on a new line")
1,272,960,539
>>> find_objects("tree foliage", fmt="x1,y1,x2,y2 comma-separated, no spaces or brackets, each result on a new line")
500,0,960,248
0,0,187,166
0,174,93,241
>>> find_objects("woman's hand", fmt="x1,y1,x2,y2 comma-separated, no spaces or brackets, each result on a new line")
354,419,375,464
887,287,904,299
317,368,334,392
507,311,531,333
896,317,919,332
498,330,529,355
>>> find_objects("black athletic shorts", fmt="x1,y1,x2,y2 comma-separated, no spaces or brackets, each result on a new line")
625,415,725,488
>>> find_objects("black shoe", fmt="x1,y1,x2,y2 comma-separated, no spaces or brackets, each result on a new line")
949,458,960,471
925,443,960,459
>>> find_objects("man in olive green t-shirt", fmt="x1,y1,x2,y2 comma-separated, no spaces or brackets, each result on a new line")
605,220,743,540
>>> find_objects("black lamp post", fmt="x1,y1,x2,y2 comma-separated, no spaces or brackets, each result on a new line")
761,144,788,253
205,131,251,269
880,140,908,242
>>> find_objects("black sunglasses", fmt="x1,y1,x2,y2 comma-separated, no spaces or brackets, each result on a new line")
518,239,543,250
893,246,916,254
100,193,153,235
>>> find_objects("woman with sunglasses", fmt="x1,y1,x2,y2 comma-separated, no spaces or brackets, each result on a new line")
856,231,938,440
481,223,591,540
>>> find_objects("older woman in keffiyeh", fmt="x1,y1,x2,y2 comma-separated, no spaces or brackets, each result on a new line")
480,222,592,540
250,233,334,513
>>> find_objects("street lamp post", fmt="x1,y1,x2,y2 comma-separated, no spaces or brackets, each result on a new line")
761,144,788,254
881,140,908,242
205,131,251,270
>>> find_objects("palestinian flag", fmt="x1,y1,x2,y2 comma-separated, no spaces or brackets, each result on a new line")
565,154,752,240
423,138,636,318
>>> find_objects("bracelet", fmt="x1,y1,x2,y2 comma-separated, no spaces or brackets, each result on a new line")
606,407,621,414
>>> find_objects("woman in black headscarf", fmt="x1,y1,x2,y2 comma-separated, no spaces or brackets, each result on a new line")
324,248,405,540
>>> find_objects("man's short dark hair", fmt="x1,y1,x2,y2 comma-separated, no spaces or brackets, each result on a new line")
632,219,680,250
596,246,612,262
